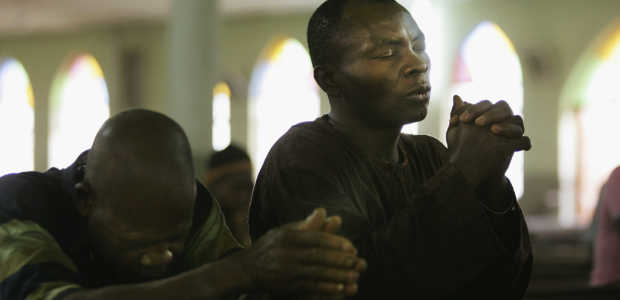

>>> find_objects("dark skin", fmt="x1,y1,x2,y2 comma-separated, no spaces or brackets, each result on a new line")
65,110,366,300
314,2,530,212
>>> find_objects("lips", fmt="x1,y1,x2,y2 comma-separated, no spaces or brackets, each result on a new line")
405,86,431,102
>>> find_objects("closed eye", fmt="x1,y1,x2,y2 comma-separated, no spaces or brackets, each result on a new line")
373,48,394,58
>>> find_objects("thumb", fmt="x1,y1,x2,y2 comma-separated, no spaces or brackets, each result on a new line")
296,208,327,231
322,215,343,233
451,95,468,117
502,136,532,153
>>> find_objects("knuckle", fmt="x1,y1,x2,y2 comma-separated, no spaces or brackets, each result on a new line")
496,100,513,112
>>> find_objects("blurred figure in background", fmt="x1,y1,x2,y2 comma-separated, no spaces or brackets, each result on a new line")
204,144,253,246
591,166,620,286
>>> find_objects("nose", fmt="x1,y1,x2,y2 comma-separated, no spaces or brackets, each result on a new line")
140,248,174,267
402,49,429,77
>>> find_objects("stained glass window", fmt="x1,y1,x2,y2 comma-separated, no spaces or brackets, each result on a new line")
0,58,34,175
559,27,620,225
48,54,109,168
450,22,525,199
213,82,231,151
248,38,320,177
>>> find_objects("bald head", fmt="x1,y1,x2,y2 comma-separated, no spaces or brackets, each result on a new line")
79,109,196,283
86,109,194,199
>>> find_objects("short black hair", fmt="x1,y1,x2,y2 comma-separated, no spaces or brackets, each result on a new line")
206,144,251,170
307,0,401,67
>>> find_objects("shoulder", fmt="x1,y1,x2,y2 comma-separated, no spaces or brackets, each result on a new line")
0,219,82,299
272,117,339,154
0,152,86,249
0,171,65,224
264,116,352,172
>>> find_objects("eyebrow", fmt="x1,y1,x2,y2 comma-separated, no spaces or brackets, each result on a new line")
377,37,405,46
372,33,426,48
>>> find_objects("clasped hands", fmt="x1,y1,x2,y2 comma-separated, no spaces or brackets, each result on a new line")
239,208,366,298
447,95,532,189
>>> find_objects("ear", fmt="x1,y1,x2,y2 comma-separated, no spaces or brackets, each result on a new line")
314,65,342,98
74,181,94,217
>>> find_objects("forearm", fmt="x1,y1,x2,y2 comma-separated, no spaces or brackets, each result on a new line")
352,164,496,283
477,176,515,212
63,254,252,300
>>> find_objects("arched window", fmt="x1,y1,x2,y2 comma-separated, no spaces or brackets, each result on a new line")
212,82,231,151
449,22,525,199
248,38,320,176
48,54,109,168
559,26,620,226
400,0,443,135
0,58,34,175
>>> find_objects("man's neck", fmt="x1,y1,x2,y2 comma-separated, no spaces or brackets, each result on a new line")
327,111,402,163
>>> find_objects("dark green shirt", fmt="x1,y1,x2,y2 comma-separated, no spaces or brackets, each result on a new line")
0,151,241,300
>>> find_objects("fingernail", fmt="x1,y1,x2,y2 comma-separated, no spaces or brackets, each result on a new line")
306,209,319,220
475,116,486,125
491,124,501,133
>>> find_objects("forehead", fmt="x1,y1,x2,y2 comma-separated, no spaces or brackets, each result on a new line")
337,4,422,51
98,177,195,232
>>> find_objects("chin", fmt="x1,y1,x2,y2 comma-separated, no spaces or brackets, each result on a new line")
404,109,427,124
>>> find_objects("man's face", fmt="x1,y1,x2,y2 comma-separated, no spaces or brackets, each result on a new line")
86,178,195,283
208,165,253,214
332,3,431,128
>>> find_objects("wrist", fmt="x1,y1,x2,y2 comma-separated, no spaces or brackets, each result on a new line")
478,177,514,212
447,154,482,188
224,249,257,292
187,251,256,298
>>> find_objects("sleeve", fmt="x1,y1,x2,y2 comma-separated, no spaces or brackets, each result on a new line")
0,219,83,300
250,153,531,298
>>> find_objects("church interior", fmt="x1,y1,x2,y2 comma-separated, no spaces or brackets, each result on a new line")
1,0,619,298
